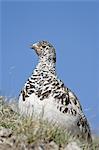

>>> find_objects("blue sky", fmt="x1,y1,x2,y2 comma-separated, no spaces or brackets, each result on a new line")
1,1,99,133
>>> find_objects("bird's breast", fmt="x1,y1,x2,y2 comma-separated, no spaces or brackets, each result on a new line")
18,93,79,133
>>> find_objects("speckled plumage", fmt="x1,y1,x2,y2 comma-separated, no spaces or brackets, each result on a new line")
18,41,92,143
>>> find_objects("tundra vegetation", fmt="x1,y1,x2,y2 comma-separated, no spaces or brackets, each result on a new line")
0,96,99,150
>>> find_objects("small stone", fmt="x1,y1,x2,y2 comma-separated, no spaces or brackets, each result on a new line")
29,144,44,150
0,127,12,138
64,142,81,150
38,145,45,150
48,141,59,150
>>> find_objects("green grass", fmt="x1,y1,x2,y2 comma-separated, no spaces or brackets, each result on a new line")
0,96,99,150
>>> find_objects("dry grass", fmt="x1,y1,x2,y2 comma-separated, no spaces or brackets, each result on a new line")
0,96,99,150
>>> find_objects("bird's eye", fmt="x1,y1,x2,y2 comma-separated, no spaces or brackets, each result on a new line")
42,46,46,48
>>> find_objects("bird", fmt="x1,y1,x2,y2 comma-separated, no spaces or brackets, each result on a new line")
18,40,92,143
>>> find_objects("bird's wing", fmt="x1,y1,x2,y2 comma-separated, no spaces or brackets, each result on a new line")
52,78,92,143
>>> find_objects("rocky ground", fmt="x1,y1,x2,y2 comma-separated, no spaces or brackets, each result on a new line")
0,96,99,150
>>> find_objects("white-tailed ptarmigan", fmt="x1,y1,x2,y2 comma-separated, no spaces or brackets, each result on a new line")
18,40,92,143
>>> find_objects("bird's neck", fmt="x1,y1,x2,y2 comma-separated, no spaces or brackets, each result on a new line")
34,59,56,75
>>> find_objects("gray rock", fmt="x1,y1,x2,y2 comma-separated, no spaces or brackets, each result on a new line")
0,143,13,150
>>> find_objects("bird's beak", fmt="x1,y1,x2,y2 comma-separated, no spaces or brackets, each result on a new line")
30,43,41,55
30,43,38,50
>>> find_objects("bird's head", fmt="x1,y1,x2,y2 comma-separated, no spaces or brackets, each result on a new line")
30,40,56,63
